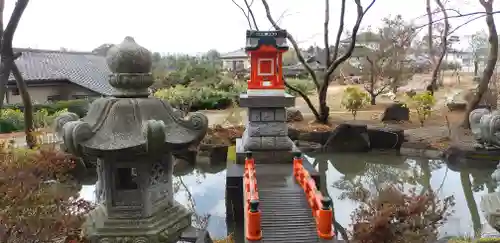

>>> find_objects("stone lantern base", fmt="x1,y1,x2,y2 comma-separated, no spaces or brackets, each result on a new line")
82,202,192,243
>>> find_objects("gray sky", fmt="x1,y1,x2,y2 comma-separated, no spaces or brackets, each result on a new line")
4,0,499,54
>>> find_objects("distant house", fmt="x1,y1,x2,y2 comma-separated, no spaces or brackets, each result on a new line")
220,49,250,71
4,48,113,104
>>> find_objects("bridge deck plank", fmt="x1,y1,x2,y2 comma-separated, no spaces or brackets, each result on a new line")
244,164,332,243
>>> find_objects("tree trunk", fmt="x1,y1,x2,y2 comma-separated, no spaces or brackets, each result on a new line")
12,63,35,148
0,0,30,110
370,93,376,105
474,60,479,76
428,0,449,91
317,74,331,124
460,171,482,238
462,0,498,128
0,60,14,109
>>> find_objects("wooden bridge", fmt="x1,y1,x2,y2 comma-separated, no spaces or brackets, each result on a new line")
242,153,335,243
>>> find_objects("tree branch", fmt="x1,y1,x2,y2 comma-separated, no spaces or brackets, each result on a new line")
323,0,331,68
244,0,259,30
231,0,253,29
462,0,497,128
0,0,30,109
283,76,320,118
3,0,29,50
325,0,376,79
260,0,320,90
448,14,486,35
414,10,500,29
430,0,449,89
426,0,435,65
331,0,346,64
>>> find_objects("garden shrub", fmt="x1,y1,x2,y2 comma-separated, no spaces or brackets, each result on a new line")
0,145,93,242
0,109,24,133
409,91,436,127
0,108,68,133
154,77,314,111
3,99,91,118
285,78,316,96
154,85,199,115
49,99,90,118
350,186,455,243
154,84,242,112
34,108,69,128
341,86,370,120
448,238,500,243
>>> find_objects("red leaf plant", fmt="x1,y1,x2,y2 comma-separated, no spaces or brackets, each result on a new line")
349,186,455,243
0,146,94,242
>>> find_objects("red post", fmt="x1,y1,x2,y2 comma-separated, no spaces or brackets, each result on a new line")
317,197,334,239
246,199,262,240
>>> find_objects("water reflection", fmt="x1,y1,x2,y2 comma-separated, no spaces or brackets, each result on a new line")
308,152,498,238
77,151,500,240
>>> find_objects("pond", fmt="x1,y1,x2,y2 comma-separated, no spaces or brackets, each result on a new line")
77,152,499,240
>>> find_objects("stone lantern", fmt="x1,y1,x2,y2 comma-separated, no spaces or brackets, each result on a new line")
55,37,209,243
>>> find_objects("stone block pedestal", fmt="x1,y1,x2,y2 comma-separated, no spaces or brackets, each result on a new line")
237,93,297,163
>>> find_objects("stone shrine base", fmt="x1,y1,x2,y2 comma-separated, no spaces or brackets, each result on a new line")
235,138,301,164
82,201,193,243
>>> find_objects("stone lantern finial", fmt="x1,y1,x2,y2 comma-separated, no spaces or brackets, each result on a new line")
106,36,154,97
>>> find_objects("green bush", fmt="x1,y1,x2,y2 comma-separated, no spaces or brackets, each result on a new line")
33,108,68,128
154,80,246,112
476,238,500,242
341,86,370,120
193,86,232,110
154,78,316,111
447,237,500,243
0,108,68,133
3,99,90,118
0,109,24,133
48,99,89,117
409,91,436,127
285,78,316,97
154,85,198,115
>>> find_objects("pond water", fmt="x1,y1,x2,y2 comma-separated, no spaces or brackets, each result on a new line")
78,152,499,240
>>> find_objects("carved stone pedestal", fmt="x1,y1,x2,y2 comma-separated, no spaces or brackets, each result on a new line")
82,202,191,243
237,93,297,163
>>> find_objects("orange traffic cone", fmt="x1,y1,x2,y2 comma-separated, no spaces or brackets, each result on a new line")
246,199,262,240
317,197,334,239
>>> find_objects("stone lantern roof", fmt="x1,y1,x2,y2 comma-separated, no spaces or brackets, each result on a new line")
55,37,208,156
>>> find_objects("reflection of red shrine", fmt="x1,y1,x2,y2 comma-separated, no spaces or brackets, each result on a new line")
245,30,289,96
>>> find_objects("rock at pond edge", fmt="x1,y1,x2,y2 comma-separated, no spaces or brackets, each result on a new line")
381,103,409,122
324,124,370,152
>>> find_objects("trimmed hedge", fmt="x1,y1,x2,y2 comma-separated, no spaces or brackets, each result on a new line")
3,99,90,118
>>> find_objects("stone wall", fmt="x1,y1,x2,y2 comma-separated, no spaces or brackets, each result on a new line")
243,107,293,150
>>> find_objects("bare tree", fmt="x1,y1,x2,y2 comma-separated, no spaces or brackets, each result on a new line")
467,30,488,76
362,57,388,105
462,0,498,128
426,0,450,91
232,0,376,124
0,0,35,148
360,16,416,104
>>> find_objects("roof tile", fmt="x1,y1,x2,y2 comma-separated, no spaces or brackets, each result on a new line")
10,49,115,95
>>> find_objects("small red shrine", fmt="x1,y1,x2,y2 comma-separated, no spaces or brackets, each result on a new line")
245,30,289,96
